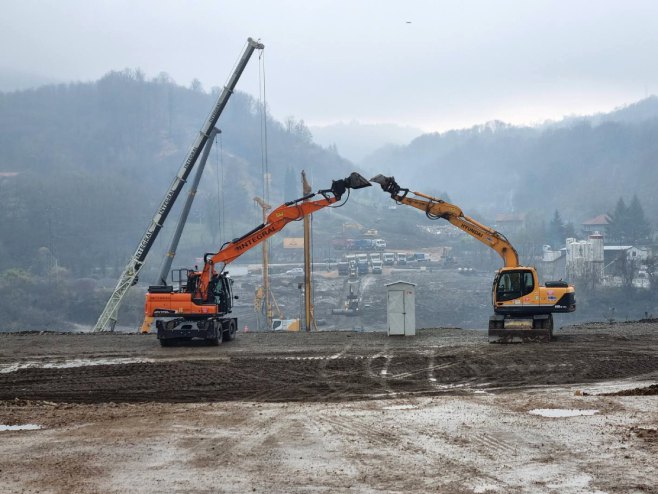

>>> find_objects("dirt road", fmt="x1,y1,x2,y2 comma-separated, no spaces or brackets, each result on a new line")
1,322,657,493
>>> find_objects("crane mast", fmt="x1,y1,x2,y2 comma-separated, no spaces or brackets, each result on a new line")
158,127,221,287
94,38,264,332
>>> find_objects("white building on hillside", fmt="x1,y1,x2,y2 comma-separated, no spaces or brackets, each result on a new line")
566,233,604,282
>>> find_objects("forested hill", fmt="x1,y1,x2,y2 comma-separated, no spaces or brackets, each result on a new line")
2,72,658,280
0,70,353,276
360,96,658,222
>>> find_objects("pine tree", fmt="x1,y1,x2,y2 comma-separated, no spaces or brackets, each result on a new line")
607,198,630,244
547,210,566,248
628,194,651,244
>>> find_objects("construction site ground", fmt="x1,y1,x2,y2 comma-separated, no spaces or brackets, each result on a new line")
1,322,657,493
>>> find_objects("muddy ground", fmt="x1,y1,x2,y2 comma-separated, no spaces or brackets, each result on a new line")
1,322,657,493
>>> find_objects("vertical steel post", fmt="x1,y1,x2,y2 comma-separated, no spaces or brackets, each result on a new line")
302,171,313,332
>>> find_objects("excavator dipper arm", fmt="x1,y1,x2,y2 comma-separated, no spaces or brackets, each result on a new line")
371,174,519,267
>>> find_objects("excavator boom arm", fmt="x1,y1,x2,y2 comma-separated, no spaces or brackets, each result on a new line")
195,172,371,298
210,196,338,268
371,175,519,267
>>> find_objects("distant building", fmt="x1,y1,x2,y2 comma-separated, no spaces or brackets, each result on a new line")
540,245,567,281
566,234,604,282
604,245,650,264
581,214,610,236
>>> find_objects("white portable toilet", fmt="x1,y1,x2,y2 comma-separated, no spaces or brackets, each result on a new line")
385,281,416,336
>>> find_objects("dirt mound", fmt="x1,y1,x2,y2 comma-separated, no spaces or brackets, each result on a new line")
601,383,658,396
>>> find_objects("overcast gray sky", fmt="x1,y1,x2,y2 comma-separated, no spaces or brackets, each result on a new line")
2,0,657,131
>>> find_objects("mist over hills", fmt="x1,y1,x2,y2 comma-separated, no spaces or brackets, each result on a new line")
359,96,658,223
1,70,657,282
309,121,423,163
0,70,354,276
0,67,59,92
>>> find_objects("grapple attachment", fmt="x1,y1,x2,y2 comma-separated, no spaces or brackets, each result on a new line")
328,172,371,199
370,174,402,197
343,172,372,190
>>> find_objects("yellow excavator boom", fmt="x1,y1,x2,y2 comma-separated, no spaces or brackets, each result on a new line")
370,175,519,267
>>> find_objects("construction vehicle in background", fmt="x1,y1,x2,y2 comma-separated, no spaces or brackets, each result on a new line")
94,37,264,332
371,174,576,342
145,172,370,346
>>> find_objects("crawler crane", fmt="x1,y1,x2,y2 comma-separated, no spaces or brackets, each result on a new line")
371,175,576,342
145,173,370,346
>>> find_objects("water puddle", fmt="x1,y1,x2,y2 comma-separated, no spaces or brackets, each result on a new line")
529,408,599,418
0,424,42,431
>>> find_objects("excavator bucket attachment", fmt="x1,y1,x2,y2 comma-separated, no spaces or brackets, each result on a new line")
370,174,402,197
327,172,371,200
343,172,371,190
370,174,392,188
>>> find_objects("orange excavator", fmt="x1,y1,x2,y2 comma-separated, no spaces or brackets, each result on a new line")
371,175,576,342
144,172,370,346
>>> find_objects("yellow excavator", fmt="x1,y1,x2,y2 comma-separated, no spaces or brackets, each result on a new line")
371,175,576,342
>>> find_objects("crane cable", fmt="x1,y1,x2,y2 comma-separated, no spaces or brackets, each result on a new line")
258,49,270,204
214,131,226,242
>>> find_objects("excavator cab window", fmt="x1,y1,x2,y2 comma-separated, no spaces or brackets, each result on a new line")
212,275,233,312
496,270,534,302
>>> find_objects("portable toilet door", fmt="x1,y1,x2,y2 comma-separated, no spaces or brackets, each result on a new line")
386,281,416,336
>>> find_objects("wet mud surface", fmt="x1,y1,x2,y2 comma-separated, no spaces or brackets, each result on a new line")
2,322,657,404
2,322,658,494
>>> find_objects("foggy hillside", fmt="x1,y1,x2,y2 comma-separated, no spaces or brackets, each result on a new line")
1,74,658,330
2,74,657,283
310,121,423,163
360,97,658,222
0,71,354,277
0,67,58,92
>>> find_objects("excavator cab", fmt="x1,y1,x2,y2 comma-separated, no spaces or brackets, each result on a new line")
211,274,234,312
494,269,535,303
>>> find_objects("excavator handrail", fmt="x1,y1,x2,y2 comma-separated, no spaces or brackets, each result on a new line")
371,174,520,268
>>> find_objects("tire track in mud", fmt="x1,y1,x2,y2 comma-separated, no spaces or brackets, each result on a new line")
320,414,396,448
468,432,517,457
317,346,355,401
364,351,396,398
